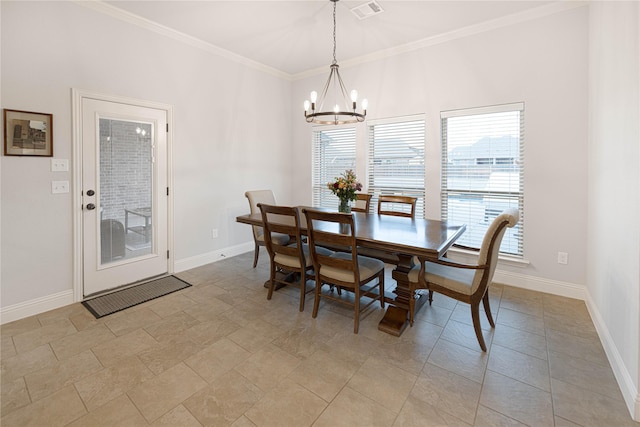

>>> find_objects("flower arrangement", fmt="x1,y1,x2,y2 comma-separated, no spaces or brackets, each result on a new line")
327,169,362,212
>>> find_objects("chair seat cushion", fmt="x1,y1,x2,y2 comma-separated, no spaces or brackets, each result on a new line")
320,252,384,283
408,261,475,295
275,243,332,269
257,232,290,245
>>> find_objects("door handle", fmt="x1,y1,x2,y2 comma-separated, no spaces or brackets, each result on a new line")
86,203,96,210
86,190,95,196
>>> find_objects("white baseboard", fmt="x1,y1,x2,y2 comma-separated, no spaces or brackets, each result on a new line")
174,241,254,273
584,290,640,421
0,290,75,325
493,269,586,300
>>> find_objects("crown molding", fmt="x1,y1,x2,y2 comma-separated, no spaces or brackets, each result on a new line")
293,1,589,80
73,0,292,81
73,0,587,82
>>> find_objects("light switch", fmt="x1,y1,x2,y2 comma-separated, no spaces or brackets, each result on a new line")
52,180,69,194
51,159,69,172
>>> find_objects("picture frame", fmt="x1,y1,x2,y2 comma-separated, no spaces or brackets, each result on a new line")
3,109,53,157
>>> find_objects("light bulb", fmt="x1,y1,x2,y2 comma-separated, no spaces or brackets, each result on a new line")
350,90,358,102
334,104,340,113
362,99,369,110
304,100,310,112
310,91,318,103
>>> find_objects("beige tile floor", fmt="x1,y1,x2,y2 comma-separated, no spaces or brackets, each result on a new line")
2,251,639,426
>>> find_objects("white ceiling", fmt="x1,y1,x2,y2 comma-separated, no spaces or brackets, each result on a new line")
104,0,557,76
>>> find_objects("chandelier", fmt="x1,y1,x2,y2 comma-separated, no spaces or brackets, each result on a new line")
304,0,367,125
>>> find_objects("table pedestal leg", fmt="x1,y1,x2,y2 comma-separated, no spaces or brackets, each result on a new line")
378,254,418,336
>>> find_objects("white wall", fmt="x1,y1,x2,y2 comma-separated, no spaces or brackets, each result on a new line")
292,6,589,292
588,1,640,419
0,2,291,311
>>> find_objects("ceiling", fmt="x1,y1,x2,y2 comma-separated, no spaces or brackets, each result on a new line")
104,0,557,76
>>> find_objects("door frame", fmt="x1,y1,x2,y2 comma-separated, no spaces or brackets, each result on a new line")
71,89,174,302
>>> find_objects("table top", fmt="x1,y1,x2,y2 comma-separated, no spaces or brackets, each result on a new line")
236,209,466,260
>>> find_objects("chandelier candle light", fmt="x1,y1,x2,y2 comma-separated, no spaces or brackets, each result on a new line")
304,0,368,125
328,169,362,213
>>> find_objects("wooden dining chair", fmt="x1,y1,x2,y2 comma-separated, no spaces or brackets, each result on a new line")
377,195,417,218
408,208,519,351
259,204,333,311
244,190,290,268
303,208,385,333
352,193,372,213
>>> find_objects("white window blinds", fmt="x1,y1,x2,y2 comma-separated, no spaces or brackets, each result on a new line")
441,103,524,256
312,126,357,209
367,116,426,217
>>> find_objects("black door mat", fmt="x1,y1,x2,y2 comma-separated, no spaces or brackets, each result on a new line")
82,275,192,319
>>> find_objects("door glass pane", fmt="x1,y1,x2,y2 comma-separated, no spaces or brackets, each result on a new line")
99,118,153,264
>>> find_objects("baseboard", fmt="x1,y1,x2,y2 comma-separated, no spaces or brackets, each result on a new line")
174,241,254,273
0,290,75,325
584,290,640,421
493,269,586,300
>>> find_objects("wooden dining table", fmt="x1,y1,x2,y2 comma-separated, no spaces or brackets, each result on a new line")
236,208,466,336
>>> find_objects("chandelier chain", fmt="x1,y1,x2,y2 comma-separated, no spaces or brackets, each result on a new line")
332,0,337,64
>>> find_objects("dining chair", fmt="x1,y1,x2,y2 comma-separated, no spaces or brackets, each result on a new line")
244,190,290,268
357,194,418,264
352,193,372,213
377,195,417,218
408,208,520,351
258,204,332,311
303,208,385,333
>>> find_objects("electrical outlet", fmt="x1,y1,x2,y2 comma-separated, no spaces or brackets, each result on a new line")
51,180,69,194
51,158,69,172
557,252,568,265
212,229,218,239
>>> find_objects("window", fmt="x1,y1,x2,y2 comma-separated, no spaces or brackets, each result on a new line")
312,126,356,210
368,116,426,217
441,103,524,256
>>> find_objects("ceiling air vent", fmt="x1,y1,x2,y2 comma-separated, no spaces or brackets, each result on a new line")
350,1,384,20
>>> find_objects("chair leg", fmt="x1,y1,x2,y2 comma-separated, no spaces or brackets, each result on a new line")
267,265,276,301
312,279,321,318
252,242,260,268
354,290,360,334
471,304,487,352
379,274,385,308
482,292,496,327
428,290,433,305
299,274,306,312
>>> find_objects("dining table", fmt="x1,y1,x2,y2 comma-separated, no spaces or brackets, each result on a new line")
236,208,466,336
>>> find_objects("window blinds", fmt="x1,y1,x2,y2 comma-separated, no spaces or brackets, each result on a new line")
367,116,426,217
312,126,357,210
441,103,524,256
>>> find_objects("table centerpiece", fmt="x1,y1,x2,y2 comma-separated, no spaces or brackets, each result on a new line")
327,169,362,213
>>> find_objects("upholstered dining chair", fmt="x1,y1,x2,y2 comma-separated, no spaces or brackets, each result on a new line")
408,208,520,351
352,193,372,213
244,190,290,268
303,209,385,334
258,204,332,311
377,195,417,218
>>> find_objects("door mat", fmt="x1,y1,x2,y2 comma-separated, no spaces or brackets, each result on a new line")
82,275,192,319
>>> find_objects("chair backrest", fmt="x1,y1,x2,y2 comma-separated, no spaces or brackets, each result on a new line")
258,203,305,266
377,195,417,218
472,208,520,294
245,190,277,238
303,209,360,284
352,193,372,213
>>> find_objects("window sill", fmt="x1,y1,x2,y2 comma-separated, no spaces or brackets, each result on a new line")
448,246,530,267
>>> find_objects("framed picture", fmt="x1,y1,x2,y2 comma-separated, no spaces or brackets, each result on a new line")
3,109,53,157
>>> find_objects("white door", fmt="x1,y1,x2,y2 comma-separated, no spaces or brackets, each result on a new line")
82,98,168,297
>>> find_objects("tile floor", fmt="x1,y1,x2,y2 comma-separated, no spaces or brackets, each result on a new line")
1,252,638,426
